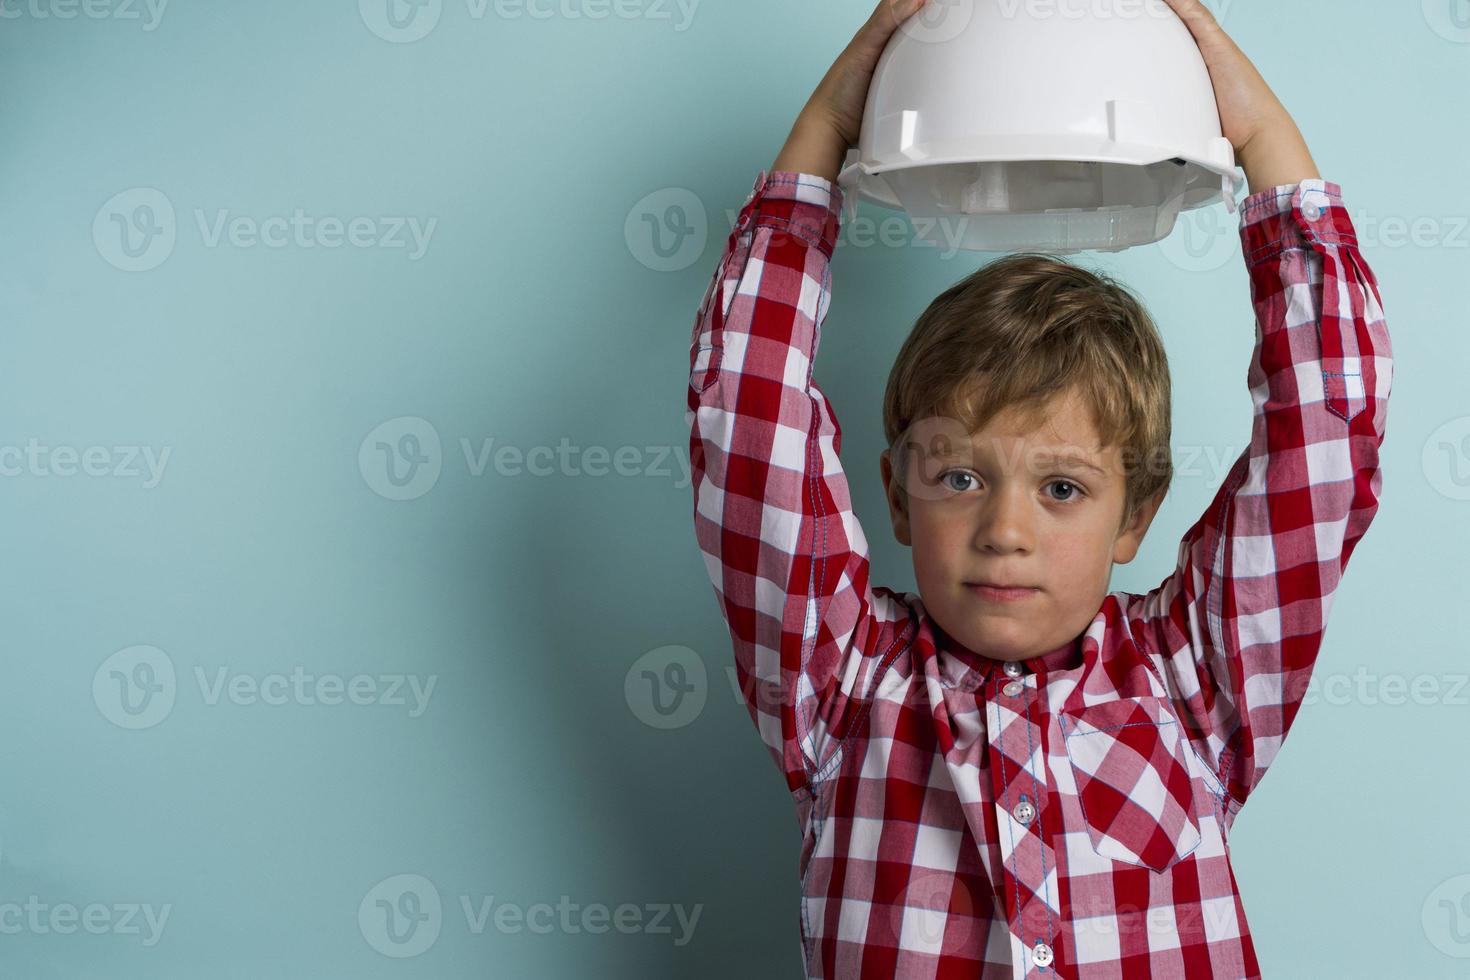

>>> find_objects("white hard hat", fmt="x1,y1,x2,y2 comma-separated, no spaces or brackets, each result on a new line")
837,0,1247,254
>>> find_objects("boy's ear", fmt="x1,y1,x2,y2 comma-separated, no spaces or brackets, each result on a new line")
1112,488,1166,565
879,449,912,546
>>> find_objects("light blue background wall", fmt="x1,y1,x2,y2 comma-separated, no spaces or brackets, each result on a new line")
0,0,1465,976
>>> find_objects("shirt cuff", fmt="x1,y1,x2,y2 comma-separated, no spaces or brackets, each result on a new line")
730,169,846,258
1239,179,1355,258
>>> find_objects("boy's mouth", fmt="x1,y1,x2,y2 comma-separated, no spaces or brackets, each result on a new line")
966,582,1040,602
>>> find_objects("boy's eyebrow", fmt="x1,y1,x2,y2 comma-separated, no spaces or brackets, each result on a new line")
1029,451,1108,476
910,440,1109,476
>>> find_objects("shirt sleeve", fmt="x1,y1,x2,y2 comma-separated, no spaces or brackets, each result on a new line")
685,170,910,795
1127,179,1393,820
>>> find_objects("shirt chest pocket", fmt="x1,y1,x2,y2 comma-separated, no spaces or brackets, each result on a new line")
1059,697,1203,874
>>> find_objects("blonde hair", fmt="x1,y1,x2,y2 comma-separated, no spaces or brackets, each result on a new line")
882,253,1172,527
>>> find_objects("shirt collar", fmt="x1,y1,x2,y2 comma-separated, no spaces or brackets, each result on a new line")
936,623,1083,690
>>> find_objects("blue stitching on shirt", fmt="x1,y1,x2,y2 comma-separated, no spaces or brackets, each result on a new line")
797,776,827,975
1064,719,1176,735
1309,238,1370,425
1206,461,1248,810
809,619,915,785
799,388,827,785
995,694,1027,961
1119,618,1235,836
1020,681,1055,971
803,405,920,788
1244,234,1358,264
797,625,916,972
688,243,742,393
1208,767,1231,827
755,214,826,251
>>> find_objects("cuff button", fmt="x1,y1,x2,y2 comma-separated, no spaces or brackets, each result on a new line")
1300,191,1328,222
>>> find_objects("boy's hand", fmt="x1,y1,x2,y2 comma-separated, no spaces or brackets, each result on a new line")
1161,0,1320,193
772,0,928,183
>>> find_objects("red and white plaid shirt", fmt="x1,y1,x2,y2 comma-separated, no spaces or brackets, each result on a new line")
685,169,1392,979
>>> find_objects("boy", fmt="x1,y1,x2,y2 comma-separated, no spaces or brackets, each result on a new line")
684,0,1391,976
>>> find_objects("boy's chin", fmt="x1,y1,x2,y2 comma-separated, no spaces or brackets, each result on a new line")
948,621,1035,661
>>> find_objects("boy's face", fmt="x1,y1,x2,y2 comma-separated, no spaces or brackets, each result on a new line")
880,386,1163,663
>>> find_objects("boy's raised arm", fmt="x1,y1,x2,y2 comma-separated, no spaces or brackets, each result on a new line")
1131,173,1391,817
685,2,924,795
1134,0,1394,817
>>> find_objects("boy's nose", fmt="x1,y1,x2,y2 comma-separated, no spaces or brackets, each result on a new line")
972,485,1035,554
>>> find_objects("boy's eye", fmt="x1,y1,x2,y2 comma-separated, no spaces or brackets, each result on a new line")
934,476,1087,505
938,471,1086,502
940,470,976,492
1046,479,1083,502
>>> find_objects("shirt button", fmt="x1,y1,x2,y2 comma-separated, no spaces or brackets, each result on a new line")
1300,190,1327,221
1002,661,1023,677
1032,941,1054,967
1012,799,1036,825
1003,680,1023,697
